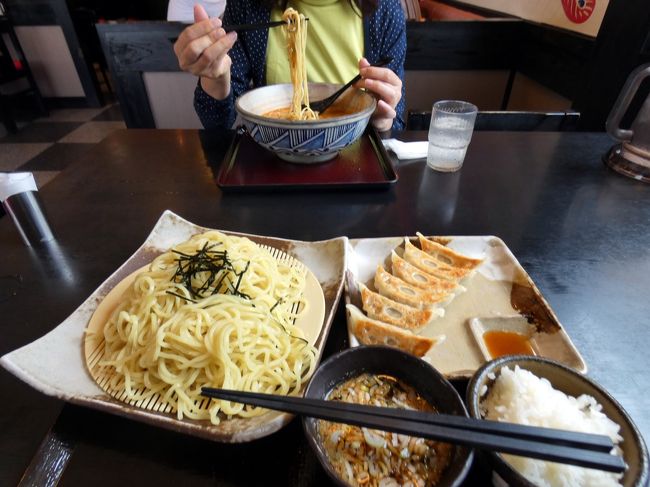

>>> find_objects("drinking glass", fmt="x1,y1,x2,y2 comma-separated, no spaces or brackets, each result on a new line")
427,100,478,172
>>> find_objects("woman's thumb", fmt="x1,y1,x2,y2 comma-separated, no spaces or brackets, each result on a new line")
194,4,209,22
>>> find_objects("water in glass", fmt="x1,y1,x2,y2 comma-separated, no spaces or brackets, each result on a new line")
427,116,473,171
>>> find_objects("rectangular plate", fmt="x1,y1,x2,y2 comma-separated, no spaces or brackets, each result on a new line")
344,236,587,380
215,128,397,191
0,211,347,443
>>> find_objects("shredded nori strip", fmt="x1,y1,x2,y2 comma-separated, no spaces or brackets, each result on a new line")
167,291,197,303
270,297,284,313
165,242,251,301
164,243,304,343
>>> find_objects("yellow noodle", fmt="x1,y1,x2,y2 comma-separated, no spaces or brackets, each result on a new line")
282,7,318,120
100,231,317,424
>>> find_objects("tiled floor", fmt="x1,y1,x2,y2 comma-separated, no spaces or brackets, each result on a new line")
0,103,125,189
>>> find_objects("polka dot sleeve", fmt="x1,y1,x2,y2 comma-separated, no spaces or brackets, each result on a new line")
365,0,407,130
194,0,269,129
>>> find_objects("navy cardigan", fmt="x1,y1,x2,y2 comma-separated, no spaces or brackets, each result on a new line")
194,0,406,130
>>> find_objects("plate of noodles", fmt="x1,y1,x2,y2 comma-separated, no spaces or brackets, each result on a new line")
0,210,347,442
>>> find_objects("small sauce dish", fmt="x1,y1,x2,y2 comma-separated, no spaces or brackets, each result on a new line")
468,316,538,360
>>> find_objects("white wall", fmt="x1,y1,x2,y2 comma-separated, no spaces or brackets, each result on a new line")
507,73,571,111
14,26,85,98
405,70,571,113
405,70,510,111
143,72,203,129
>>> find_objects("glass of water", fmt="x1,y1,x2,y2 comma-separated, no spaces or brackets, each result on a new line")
427,100,478,172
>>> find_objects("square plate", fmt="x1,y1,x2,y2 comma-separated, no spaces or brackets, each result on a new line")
0,211,347,442
215,128,397,191
344,235,586,379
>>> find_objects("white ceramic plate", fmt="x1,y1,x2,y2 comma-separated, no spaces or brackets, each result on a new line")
344,235,587,379
0,211,347,442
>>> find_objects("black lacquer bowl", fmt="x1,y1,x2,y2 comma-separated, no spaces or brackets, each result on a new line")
467,355,649,487
302,346,474,487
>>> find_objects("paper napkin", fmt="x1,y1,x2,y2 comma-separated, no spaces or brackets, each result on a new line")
382,139,429,160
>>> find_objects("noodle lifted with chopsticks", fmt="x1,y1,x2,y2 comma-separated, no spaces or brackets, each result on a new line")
282,8,318,120
99,231,317,424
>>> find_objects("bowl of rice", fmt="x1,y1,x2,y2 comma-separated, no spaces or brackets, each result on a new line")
467,355,649,487
303,346,474,487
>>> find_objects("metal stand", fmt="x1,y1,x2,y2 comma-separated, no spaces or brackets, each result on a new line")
603,142,650,183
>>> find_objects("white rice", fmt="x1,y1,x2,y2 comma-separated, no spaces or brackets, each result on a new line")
480,366,624,487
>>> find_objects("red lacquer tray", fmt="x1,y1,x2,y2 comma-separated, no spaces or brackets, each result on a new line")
215,128,398,191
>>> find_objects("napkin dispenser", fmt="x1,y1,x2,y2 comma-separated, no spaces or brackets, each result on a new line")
605,63,650,182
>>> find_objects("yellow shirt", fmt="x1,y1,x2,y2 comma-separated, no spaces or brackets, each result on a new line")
265,0,364,85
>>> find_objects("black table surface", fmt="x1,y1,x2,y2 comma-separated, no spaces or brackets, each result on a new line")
1,129,649,486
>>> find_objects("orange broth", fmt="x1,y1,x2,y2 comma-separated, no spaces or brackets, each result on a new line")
262,105,352,120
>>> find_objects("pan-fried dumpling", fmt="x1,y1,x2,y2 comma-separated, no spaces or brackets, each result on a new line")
416,233,483,270
390,251,460,295
347,304,445,357
360,283,442,331
374,265,448,309
403,239,470,281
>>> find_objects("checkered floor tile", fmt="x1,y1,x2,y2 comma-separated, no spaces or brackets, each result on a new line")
1,103,124,190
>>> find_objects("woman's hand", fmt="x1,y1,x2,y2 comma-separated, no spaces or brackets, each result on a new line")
173,4,237,100
357,58,402,132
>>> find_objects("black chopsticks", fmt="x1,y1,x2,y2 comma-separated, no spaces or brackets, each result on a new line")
170,18,309,44
200,387,626,474
309,56,393,114
223,18,309,33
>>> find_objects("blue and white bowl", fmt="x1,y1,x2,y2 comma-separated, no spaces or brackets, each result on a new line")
235,83,376,164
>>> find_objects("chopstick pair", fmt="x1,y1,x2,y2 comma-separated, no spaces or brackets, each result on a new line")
223,18,309,33
200,387,626,474
170,18,309,44
169,17,309,44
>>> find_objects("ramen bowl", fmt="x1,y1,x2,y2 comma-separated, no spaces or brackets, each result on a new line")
235,83,376,164
303,346,474,486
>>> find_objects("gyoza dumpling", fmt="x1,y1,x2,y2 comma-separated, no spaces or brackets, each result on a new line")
403,239,470,281
416,233,483,270
360,283,442,331
374,265,448,309
391,251,460,295
347,304,445,357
